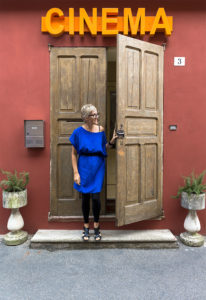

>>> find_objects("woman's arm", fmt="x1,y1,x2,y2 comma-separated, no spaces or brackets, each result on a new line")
71,146,80,185
99,126,118,149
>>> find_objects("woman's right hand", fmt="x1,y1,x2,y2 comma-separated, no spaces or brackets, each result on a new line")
74,172,81,185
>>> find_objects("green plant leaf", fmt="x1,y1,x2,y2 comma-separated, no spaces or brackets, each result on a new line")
0,170,29,192
172,170,206,199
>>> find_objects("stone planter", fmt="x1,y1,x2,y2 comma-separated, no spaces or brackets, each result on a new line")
180,192,205,247
2,189,28,246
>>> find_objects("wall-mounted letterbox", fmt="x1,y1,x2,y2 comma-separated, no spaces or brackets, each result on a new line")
24,120,45,148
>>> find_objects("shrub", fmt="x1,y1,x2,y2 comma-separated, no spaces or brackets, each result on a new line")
173,170,206,198
0,170,29,192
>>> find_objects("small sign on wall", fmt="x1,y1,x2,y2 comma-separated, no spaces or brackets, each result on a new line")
169,125,177,131
174,57,185,66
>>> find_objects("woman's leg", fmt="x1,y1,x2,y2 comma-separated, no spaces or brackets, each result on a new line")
82,193,90,227
92,193,101,230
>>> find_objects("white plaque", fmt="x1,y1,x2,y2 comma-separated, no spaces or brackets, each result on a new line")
174,57,185,66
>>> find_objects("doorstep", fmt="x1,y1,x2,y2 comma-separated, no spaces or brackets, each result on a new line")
30,229,179,250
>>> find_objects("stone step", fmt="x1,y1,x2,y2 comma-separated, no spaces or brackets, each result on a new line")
30,229,178,250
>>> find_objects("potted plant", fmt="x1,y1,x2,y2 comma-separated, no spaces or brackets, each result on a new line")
173,170,206,247
0,170,29,245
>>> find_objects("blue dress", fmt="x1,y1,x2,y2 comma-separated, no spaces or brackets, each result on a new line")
69,126,107,194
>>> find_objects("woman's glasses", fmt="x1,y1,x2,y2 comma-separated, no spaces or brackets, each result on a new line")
88,113,100,118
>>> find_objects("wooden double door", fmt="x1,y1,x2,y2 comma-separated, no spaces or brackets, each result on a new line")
50,34,164,226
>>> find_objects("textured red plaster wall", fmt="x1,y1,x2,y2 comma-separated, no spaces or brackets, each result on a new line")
0,0,206,234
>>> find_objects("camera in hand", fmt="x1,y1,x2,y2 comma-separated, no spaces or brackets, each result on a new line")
116,129,124,138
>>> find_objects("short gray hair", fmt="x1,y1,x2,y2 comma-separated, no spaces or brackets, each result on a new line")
81,104,97,121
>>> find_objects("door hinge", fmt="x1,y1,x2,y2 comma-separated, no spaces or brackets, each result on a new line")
162,43,167,51
48,44,54,52
151,209,165,221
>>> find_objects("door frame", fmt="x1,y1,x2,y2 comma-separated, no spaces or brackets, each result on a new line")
48,43,165,224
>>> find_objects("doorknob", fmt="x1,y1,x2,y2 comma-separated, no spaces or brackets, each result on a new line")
116,124,125,138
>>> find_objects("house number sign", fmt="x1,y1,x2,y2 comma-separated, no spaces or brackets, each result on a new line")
41,8,173,37
174,57,186,66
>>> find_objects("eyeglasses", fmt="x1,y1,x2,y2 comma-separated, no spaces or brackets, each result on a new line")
88,113,100,118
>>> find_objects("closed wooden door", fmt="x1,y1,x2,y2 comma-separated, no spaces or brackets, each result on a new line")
50,47,106,216
116,34,164,226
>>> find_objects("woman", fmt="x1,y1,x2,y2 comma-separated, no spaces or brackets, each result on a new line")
69,104,117,241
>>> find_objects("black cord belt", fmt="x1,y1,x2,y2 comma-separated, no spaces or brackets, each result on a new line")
79,152,104,157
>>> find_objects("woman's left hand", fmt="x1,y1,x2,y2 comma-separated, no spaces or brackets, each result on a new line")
106,129,118,149
110,129,118,144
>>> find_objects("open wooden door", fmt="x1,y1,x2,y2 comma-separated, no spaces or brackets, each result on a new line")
116,34,164,226
50,47,106,216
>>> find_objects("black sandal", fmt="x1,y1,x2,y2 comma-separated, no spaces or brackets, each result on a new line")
82,227,90,241
94,227,101,241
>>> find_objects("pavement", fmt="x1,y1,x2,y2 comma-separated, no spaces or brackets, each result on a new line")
0,235,206,300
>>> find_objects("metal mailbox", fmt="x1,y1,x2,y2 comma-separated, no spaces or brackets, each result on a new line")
24,120,45,148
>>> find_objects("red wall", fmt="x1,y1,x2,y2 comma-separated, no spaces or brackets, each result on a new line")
0,0,206,235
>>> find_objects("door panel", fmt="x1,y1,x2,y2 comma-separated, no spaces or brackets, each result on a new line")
116,34,163,226
126,145,140,202
50,47,106,216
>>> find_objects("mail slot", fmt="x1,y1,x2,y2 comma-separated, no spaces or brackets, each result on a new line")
24,120,45,148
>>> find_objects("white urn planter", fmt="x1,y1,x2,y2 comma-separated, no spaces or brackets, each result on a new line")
180,191,205,247
2,189,28,245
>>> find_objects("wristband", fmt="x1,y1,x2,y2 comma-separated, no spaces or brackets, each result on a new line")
109,141,114,146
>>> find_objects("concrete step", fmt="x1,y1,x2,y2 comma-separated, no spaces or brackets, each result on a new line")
30,229,179,250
